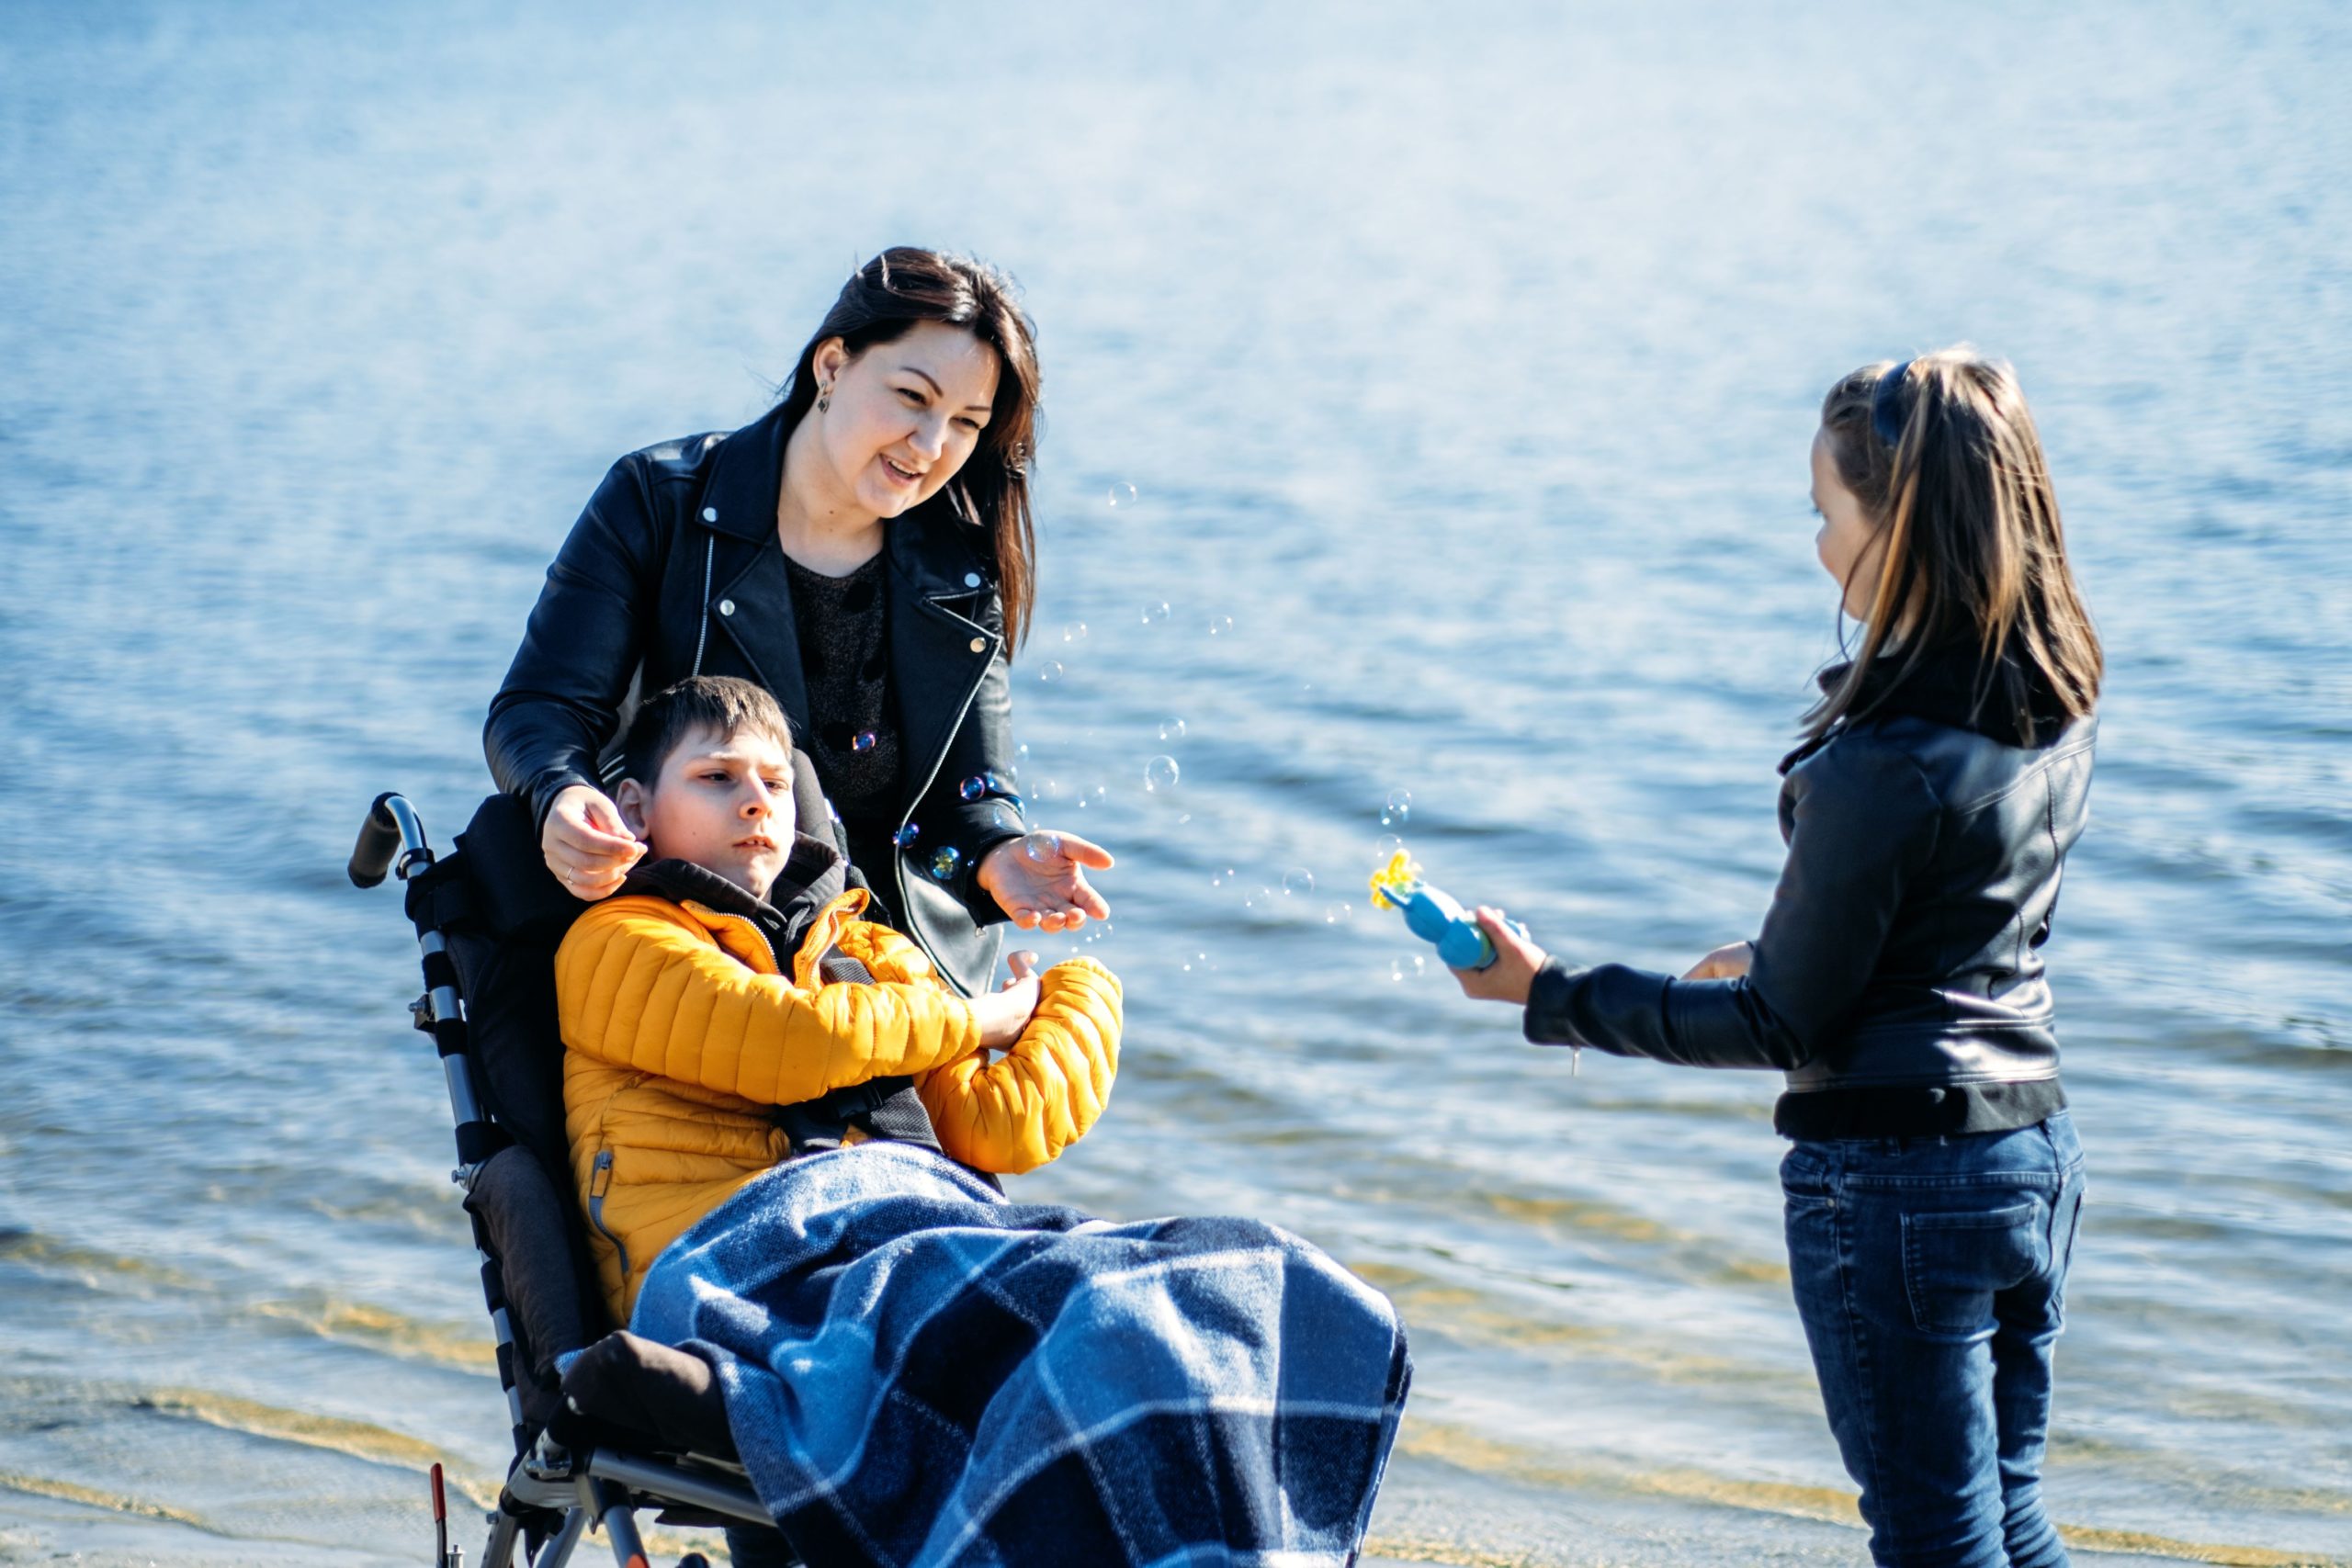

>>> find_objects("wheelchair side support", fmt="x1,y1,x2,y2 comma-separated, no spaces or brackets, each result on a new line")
359,794,778,1568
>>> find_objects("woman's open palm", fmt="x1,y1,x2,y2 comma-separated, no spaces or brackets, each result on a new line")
977,830,1114,932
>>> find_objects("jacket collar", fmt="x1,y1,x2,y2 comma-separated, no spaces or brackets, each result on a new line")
697,404,996,599
620,832,849,965
1782,638,2077,773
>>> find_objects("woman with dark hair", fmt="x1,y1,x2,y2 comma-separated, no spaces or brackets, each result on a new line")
488,248,1110,998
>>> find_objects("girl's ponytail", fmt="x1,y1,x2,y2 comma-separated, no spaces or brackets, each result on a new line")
1804,349,2101,743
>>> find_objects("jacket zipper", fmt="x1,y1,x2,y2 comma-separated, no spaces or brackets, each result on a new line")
586,1147,631,1281
892,594,1001,994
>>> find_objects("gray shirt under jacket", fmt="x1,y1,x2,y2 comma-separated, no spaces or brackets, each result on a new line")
1523,645,2093,1140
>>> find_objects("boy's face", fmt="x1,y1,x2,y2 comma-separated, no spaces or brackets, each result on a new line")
616,724,795,899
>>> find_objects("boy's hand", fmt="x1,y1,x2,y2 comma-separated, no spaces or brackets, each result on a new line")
1681,941,1755,981
978,830,1114,932
1450,908,1548,1006
974,950,1043,1048
543,784,644,900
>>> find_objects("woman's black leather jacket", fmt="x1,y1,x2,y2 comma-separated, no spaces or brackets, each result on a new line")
485,404,1026,997
1524,647,2097,1137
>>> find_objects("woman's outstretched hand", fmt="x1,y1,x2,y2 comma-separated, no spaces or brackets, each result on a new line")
1451,907,1549,1005
1681,941,1755,981
542,783,645,901
977,830,1114,932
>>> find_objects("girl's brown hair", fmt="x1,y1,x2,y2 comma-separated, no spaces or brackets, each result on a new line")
1805,348,2102,741
780,247,1044,649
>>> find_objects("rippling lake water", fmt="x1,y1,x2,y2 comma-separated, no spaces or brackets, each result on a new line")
3,4,2348,1563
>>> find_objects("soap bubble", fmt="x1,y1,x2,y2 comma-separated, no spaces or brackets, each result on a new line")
1381,789,1412,828
1141,601,1171,624
1143,755,1180,792
1207,615,1233,637
1389,954,1428,983
1107,480,1137,508
1015,741,1031,762
893,823,921,848
1243,886,1276,909
1077,784,1108,809
1062,622,1089,643
1282,869,1315,897
959,774,989,802
851,729,877,754
1033,777,1062,802
1324,902,1353,924
1038,660,1064,683
1210,867,1237,887
1158,716,1187,742
1374,834,1405,860
929,846,961,881
1021,830,1063,866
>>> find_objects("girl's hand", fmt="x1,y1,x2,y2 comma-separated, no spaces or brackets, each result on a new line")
542,783,645,901
977,830,1114,932
973,949,1043,1048
1451,908,1549,1006
1681,941,1756,981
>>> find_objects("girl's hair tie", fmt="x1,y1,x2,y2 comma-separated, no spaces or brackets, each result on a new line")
1871,359,1913,447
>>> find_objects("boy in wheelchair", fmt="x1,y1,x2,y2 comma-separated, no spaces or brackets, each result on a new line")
551,676,1407,1566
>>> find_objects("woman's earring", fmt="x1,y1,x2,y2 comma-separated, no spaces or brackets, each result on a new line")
818,382,832,413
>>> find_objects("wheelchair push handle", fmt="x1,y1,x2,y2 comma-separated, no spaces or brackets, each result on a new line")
349,791,434,887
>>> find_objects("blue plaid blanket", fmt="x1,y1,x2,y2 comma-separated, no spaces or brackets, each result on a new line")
630,1143,1409,1567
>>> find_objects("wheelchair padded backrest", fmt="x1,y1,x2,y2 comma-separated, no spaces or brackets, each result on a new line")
405,756,839,1346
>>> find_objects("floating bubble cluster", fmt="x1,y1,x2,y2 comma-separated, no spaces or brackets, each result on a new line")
851,729,877,754
930,845,961,881
1144,755,1180,792
1038,660,1064,683
1107,480,1137,508
1282,869,1315,897
1382,789,1411,828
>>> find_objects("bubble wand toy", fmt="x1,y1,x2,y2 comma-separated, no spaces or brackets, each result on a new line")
1368,849,1527,971
1370,849,1575,1070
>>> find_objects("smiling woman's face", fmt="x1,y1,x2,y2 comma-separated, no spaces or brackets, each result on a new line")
808,320,1001,521
1811,427,1885,623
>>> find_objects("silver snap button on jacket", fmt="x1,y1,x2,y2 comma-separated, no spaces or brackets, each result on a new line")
968,637,985,652
702,507,718,522
718,599,736,616
963,571,981,587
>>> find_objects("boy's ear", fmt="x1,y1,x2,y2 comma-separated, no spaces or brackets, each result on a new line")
614,778,651,841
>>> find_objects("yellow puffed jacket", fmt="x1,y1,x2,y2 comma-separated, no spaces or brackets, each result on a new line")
555,866,1121,1323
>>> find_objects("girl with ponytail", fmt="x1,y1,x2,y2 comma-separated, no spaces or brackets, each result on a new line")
1454,349,2100,1567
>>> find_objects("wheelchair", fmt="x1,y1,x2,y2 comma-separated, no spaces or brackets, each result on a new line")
351,773,838,1568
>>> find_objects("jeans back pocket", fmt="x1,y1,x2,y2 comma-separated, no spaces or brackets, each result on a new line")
1901,1199,2042,1336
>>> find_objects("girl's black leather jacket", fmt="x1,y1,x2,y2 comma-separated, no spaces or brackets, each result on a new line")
1525,647,2096,1137
485,404,1025,997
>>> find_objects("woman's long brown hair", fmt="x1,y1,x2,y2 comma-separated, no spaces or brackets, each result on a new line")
779,247,1043,650
1804,348,2102,741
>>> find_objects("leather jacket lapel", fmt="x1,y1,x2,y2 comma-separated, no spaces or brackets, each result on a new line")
885,513,998,812
710,542,813,737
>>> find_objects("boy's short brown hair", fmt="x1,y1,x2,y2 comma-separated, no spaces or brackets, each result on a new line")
617,676,795,787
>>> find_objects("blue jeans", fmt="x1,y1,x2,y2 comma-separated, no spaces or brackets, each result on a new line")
1781,1111,2086,1568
